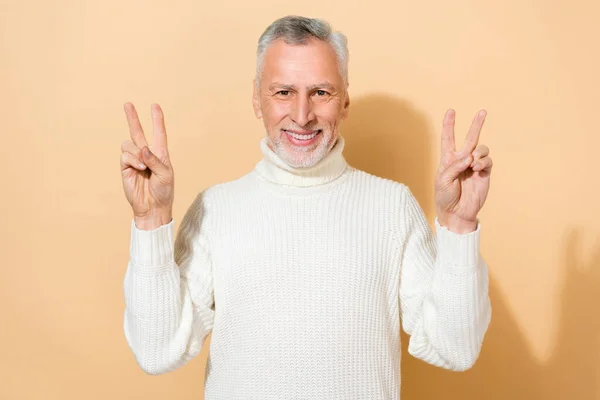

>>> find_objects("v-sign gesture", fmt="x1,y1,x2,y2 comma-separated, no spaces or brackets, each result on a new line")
120,103,174,230
435,109,493,234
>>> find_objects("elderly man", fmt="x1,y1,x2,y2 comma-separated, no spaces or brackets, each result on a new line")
120,15,492,399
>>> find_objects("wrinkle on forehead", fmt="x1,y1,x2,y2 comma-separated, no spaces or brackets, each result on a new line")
260,38,343,90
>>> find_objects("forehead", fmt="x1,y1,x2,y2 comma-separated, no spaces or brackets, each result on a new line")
260,38,343,86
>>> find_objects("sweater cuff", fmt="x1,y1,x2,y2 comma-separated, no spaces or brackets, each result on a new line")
435,217,481,269
129,218,175,274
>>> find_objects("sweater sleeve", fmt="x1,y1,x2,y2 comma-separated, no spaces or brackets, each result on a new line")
123,192,215,375
398,186,491,371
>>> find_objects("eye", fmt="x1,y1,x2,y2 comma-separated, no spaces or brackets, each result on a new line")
276,90,290,96
315,90,329,96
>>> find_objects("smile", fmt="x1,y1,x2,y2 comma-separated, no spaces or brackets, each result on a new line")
283,129,321,141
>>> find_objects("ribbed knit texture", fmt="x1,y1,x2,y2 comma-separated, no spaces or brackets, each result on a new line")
123,136,491,399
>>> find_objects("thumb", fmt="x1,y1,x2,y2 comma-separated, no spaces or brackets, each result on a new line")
443,154,472,182
141,146,169,176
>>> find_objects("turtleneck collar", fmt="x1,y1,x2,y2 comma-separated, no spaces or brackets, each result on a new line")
254,136,349,187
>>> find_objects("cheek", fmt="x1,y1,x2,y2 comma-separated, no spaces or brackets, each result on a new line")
263,102,290,128
315,104,343,128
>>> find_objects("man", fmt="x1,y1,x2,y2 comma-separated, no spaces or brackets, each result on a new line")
120,15,492,399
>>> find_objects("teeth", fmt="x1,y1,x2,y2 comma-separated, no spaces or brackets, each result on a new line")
287,130,318,140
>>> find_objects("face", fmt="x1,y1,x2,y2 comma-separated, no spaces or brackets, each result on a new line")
252,38,350,168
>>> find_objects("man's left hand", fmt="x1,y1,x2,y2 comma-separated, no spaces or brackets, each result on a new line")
434,109,493,234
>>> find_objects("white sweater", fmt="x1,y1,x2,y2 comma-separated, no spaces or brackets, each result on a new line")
123,136,491,399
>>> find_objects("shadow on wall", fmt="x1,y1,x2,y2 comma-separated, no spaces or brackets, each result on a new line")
341,93,600,400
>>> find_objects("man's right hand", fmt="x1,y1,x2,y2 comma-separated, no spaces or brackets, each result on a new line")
120,102,174,231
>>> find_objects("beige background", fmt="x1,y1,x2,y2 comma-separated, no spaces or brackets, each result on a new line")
2,0,599,399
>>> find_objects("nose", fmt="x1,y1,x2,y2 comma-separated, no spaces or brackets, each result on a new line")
290,93,316,127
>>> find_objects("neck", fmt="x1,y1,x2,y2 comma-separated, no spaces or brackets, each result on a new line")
254,136,349,187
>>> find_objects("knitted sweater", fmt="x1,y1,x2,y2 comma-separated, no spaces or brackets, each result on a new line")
123,136,491,399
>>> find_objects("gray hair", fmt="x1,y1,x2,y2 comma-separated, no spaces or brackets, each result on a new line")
255,15,349,89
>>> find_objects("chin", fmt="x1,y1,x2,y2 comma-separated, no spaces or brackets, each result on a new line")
267,129,337,168
282,140,334,168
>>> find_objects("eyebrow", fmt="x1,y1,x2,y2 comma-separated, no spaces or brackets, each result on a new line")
269,82,337,91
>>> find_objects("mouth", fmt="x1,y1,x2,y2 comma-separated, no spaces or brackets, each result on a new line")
282,129,322,146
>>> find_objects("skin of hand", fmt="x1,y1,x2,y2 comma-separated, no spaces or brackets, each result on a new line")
435,109,493,234
120,103,174,231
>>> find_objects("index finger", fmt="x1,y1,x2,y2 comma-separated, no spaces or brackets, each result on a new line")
460,109,487,155
441,109,456,154
124,102,148,149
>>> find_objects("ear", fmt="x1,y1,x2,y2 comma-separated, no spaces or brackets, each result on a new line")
252,79,262,119
340,89,350,120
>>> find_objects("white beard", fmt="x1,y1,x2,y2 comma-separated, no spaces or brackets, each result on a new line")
267,132,337,168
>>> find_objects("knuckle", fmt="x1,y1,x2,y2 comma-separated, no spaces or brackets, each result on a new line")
120,153,130,167
122,140,140,154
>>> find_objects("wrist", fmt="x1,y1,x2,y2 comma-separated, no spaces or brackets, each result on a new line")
437,213,478,234
134,211,172,231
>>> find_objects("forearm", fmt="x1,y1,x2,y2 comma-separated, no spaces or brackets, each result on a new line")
123,220,198,375
407,258,490,371
407,219,491,371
